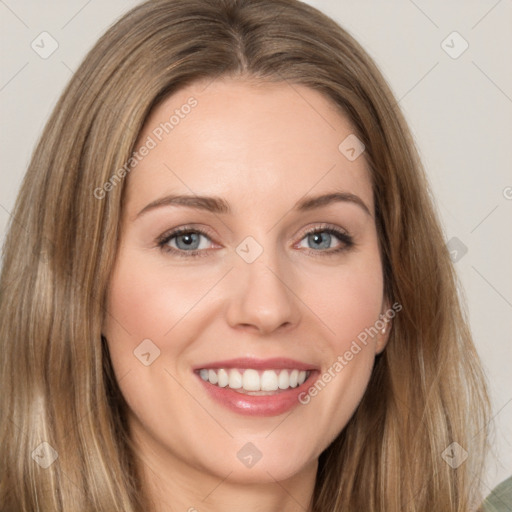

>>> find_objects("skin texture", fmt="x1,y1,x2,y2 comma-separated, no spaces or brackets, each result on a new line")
103,78,391,512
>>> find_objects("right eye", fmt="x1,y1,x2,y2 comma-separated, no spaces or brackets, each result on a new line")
157,226,218,258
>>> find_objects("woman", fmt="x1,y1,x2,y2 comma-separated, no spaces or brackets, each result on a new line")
0,0,492,510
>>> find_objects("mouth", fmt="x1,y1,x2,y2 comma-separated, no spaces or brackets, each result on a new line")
196,368,311,395
193,357,319,416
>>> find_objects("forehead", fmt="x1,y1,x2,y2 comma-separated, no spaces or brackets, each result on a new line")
125,78,373,216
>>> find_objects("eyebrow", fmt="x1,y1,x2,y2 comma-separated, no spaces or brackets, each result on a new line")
135,191,371,219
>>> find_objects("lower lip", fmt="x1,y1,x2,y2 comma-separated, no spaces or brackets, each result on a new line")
195,371,319,417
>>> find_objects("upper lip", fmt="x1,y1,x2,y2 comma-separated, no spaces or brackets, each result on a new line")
193,357,318,372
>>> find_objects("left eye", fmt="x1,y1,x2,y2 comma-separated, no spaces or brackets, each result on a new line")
297,229,344,251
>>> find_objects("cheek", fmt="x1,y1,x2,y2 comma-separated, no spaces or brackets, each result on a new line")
104,250,210,343
325,271,383,345
294,249,384,433
304,253,384,350
102,251,209,391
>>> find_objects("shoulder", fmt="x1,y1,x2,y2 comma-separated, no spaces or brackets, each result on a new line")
480,475,512,512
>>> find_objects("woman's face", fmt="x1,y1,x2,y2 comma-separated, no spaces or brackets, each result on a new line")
103,78,390,490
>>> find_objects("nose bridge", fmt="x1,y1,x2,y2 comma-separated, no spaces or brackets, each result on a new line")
226,235,301,334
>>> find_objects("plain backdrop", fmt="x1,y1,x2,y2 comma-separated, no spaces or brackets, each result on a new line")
1,0,511,494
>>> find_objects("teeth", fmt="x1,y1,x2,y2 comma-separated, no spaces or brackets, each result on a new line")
229,368,242,389
217,368,229,387
278,369,290,389
289,369,299,388
261,370,278,391
243,369,260,391
198,368,309,392
208,369,218,385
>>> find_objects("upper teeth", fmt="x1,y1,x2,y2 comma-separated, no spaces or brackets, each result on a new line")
198,368,309,391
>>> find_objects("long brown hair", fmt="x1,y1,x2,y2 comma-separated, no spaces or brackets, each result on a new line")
0,0,490,510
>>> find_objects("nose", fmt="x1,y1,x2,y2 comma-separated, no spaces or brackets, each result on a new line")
225,251,302,336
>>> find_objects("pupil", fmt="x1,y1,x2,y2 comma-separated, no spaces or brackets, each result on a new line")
177,233,199,249
310,232,330,249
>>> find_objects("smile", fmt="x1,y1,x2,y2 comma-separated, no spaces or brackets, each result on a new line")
193,357,319,416
197,368,310,393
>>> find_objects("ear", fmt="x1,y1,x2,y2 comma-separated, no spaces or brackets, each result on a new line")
375,299,392,355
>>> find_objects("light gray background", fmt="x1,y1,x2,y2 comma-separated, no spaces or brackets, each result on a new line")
1,0,511,494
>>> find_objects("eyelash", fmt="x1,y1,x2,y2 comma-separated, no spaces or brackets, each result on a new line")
156,224,354,259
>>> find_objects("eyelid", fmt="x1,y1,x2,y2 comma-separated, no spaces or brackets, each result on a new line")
294,222,350,240
157,222,354,257
292,223,354,254
156,224,218,258
156,224,216,245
